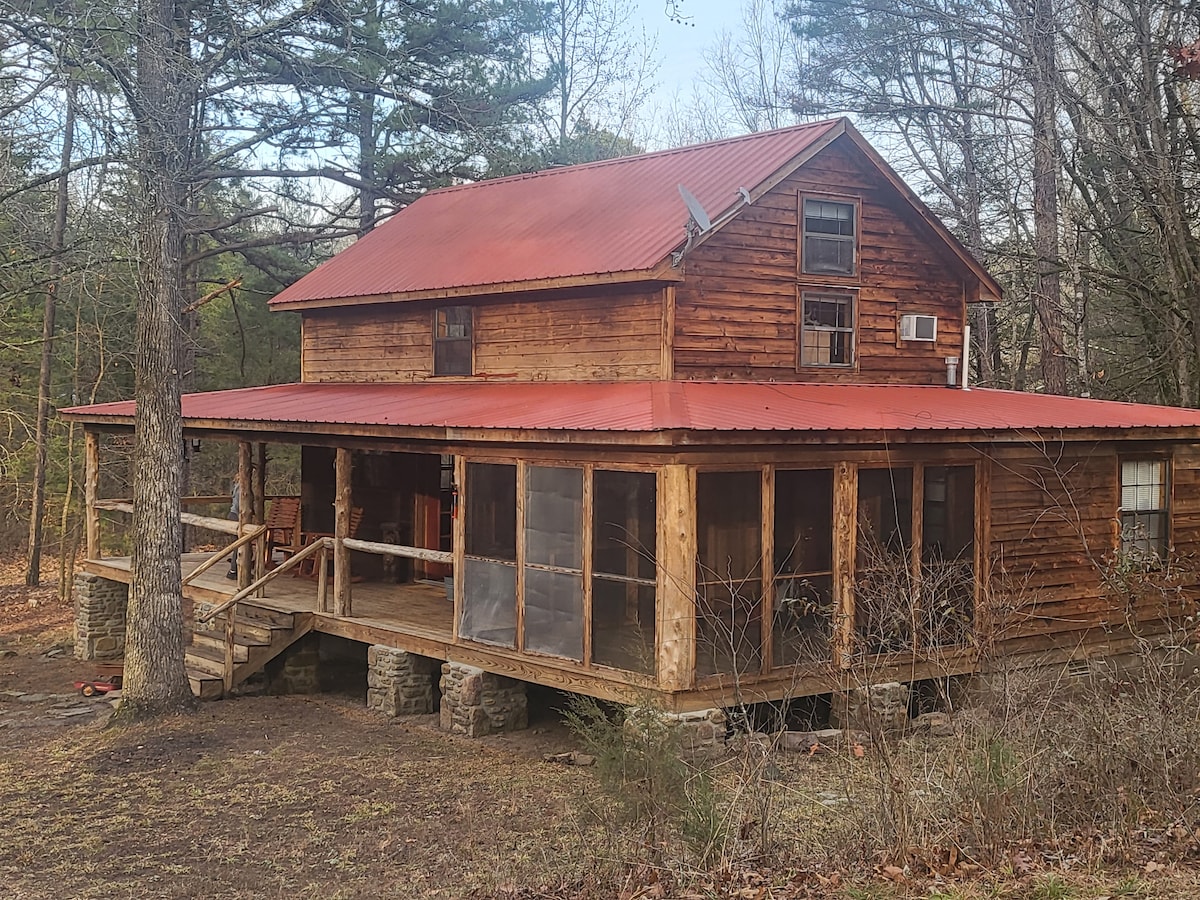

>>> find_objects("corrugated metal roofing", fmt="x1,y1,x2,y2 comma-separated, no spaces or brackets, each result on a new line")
59,381,1200,435
269,120,843,306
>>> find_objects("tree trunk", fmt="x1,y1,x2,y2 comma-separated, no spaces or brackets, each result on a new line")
1024,0,1068,394
25,83,75,586
122,0,195,715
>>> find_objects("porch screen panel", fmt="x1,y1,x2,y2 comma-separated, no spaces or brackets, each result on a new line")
524,569,584,659
592,470,657,674
856,467,914,654
460,558,517,646
461,463,517,647
523,465,584,660
921,466,975,647
773,469,834,667
696,471,763,677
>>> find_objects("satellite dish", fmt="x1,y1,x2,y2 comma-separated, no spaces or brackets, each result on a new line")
677,184,711,232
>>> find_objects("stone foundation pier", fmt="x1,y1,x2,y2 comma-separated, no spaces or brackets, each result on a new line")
74,573,128,660
439,663,528,737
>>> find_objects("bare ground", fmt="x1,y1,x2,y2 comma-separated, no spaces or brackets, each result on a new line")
5,560,1200,899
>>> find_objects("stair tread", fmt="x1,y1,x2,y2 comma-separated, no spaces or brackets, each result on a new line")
191,627,271,647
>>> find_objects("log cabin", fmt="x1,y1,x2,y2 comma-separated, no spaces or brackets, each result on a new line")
62,118,1200,734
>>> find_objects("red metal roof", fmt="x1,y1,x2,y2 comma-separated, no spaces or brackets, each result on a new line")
269,120,844,306
59,382,1200,436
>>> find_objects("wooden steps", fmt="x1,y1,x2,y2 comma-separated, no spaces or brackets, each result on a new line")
186,601,313,700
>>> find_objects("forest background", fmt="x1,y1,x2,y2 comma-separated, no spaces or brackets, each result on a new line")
2,0,1198,585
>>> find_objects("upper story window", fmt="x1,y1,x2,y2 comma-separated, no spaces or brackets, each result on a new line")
1120,458,1169,562
800,291,854,367
802,198,857,276
434,306,472,375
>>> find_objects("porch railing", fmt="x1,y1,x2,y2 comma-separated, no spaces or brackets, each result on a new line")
196,537,331,692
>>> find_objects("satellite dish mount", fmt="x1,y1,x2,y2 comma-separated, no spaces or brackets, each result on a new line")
674,184,712,265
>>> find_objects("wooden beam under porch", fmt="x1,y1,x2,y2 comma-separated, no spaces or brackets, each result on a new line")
80,553,664,707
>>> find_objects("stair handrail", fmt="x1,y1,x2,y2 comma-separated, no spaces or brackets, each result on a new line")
182,524,268,587
197,536,331,625
94,499,251,536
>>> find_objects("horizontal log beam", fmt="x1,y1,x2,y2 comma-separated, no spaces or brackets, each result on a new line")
342,537,453,564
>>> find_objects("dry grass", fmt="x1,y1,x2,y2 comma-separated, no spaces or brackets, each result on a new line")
6,560,1200,897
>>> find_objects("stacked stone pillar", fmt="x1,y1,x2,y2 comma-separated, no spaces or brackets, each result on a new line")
366,645,436,716
830,681,911,733
73,573,128,660
439,663,528,737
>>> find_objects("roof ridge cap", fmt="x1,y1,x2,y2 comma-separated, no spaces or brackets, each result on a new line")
423,119,846,198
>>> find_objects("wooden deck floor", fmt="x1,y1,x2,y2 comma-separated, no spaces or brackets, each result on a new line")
83,552,456,657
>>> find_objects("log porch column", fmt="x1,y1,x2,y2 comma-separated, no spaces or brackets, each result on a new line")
237,441,252,589
333,447,352,616
832,460,857,668
84,429,99,560
657,464,696,693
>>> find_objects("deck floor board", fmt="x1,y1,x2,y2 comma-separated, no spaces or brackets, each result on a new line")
86,552,455,648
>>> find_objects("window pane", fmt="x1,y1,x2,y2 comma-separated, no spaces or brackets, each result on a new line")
804,199,855,235
459,558,516,647
1121,460,1165,511
434,340,471,376
436,306,471,338
466,463,516,560
696,471,763,677
804,236,855,274
524,568,583,660
526,466,583,569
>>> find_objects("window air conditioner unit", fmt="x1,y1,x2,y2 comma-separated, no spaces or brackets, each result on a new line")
899,314,938,342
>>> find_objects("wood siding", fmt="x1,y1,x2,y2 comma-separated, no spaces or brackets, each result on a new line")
674,136,969,382
301,288,664,383
985,441,1200,663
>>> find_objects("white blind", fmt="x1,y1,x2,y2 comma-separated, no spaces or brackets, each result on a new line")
1121,460,1165,510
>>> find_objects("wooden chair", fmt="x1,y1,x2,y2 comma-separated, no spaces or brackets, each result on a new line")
296,506,364,579
264,496,302,569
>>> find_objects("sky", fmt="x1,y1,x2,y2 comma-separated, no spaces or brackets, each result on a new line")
632,0,745,113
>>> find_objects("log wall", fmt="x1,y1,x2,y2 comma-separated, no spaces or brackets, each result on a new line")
985,440,1200,663
673,137,969,382
301,288,664,383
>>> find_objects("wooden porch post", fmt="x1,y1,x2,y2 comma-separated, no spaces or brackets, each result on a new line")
333,447,352,616
254,442,267,522
832,461,857,668
657,464,696,693
84,429,99,560
254,441,267,584
237,441,251,589
451,455,464,641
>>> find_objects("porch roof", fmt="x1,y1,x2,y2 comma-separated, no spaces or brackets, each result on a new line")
58,381,1200,439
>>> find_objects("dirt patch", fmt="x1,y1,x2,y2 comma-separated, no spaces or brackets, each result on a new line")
5,560,1200,898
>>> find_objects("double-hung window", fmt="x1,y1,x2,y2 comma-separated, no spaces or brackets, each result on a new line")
1119,459,1169,562
802,198,857,276
800,292,854,366
434,306,473,375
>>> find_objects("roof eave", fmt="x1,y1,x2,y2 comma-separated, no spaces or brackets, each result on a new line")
269,261,684,312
